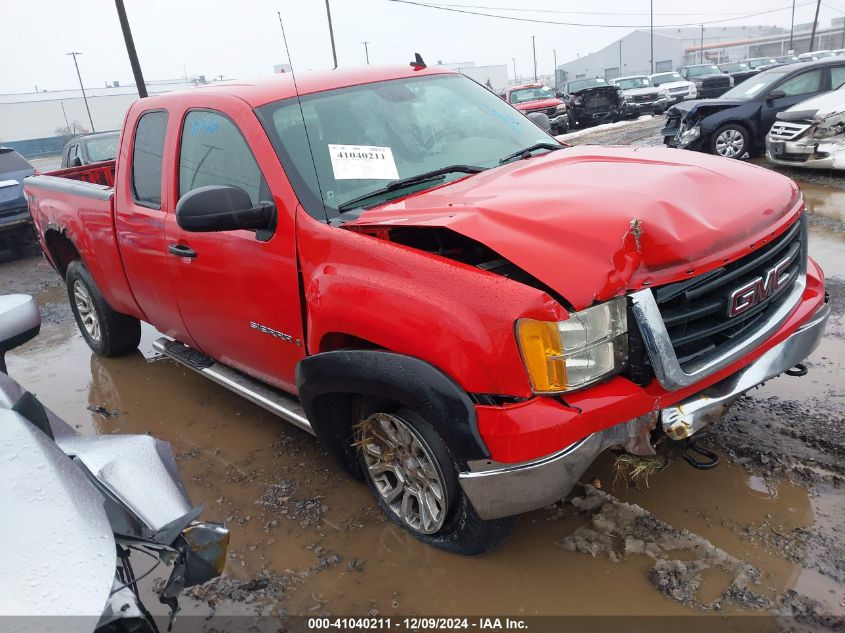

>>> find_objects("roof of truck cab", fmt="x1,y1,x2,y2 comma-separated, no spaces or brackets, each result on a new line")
143,65,457,109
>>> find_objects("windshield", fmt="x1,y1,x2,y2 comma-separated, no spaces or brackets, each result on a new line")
256,74,550,219
567,78,607,92
719,63,750,72
776,56,798,63
719,69,790,100
687,65,721,77
509,85,554,104
650,72,683,85
85,134,119,162
615,77,651,90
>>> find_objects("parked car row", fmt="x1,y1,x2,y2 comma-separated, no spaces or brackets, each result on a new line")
662,57,845,164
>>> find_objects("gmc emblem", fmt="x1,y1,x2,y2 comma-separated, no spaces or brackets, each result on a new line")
727,255,793,317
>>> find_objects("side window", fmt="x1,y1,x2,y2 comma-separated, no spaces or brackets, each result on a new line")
776,70,824,97
131,111,168,208
830,66,845,90
179,110,264,205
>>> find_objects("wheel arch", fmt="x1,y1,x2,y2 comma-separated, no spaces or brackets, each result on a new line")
42,227,82,278
296,350,489,473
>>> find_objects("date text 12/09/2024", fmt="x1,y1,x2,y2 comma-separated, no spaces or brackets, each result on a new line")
307,617,528,630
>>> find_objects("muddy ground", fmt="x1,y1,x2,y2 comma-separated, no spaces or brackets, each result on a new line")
5,117,844,631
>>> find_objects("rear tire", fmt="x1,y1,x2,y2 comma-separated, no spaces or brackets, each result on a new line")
356,407,518,556
66,260,141,357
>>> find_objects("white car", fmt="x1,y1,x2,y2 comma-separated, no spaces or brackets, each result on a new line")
766,89,845,169
648,71,697,104
610,75,669,115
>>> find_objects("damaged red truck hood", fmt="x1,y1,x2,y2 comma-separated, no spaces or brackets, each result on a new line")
347,146,801,310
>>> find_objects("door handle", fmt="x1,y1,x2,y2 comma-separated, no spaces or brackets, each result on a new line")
168,243,197,258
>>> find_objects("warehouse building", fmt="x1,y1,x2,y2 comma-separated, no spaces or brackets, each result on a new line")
552,22,840,85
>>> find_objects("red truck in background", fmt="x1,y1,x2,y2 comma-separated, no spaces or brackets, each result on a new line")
24,65,829,555
500,83,569,134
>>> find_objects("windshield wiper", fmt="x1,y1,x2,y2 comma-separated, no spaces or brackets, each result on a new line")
498,142,564,165
336,165,485,212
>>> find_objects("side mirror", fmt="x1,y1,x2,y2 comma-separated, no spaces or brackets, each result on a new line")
0,295,40,374
70,156,83,168
175,185,276,237
526,112,552,133
767,89,786,101
555,92,564,99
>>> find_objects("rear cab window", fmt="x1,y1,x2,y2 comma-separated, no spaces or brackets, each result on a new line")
131,111,168,208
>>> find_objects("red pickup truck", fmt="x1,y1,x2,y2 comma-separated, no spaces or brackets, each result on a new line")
501,83,569,134
24,65,829,555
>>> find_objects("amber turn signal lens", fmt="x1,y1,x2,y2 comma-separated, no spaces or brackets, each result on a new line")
516,319,567,392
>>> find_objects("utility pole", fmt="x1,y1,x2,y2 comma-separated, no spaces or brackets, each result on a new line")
553,49,557,88
810,0,821,52
531,36,537,82
512,57,517,82
325,0,338,69
700,25,704,64
650,0,654,74
66,52,95,133
362,41,371,65
114,0,148,98
789,0,796,52
618,41,622,77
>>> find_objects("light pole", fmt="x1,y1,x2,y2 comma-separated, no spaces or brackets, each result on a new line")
531,36,537,82
66,52,95,133
114,0,147,98
553,49,557,88
362,41,371,65
700,24,704,64
650,0,654,74
810,0,821,52
618,41,622,77
789,0,796,52
325,0,338,69
512,57,517,83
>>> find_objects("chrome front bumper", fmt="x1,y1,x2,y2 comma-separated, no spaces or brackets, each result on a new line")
766,135,845,170
459,300,830,520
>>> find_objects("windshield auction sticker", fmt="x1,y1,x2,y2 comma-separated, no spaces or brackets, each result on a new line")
329,144,400,180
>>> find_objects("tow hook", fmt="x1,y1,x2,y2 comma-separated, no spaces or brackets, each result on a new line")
785,363,808,377
682,440,720,470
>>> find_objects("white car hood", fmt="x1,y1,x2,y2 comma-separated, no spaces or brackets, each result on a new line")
781,89,845,119
656,80,693,91
621,87,661,97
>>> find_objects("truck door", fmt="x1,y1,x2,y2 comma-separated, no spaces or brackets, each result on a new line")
164,107,305,393
113,109,196,347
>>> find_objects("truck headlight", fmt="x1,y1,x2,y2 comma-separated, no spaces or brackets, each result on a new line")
516,297,628,393
659,90,669,100
555,104,567,114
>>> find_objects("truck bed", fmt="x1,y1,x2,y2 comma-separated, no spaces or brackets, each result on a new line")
43,160,116,188
23,159,141,319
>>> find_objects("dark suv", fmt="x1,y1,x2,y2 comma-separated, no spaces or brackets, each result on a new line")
678,64,733,98
0,148,36,257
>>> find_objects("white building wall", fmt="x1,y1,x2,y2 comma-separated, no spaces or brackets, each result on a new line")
557,30,683,83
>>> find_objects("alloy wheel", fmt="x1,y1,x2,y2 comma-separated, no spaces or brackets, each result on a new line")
358,412,449,535
73,280,101,342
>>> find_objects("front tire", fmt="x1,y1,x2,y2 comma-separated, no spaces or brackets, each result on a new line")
711,123,749,159
356,407,518,556
66,260,141,357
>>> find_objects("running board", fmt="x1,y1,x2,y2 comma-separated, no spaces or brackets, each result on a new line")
152,338,313,435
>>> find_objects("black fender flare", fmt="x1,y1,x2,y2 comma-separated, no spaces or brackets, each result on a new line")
296,350,489,469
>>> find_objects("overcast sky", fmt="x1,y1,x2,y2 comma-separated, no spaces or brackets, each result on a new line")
3,0,844,93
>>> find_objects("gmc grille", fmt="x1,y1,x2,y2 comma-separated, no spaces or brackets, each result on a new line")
701,76,731,89
626,215,806,385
